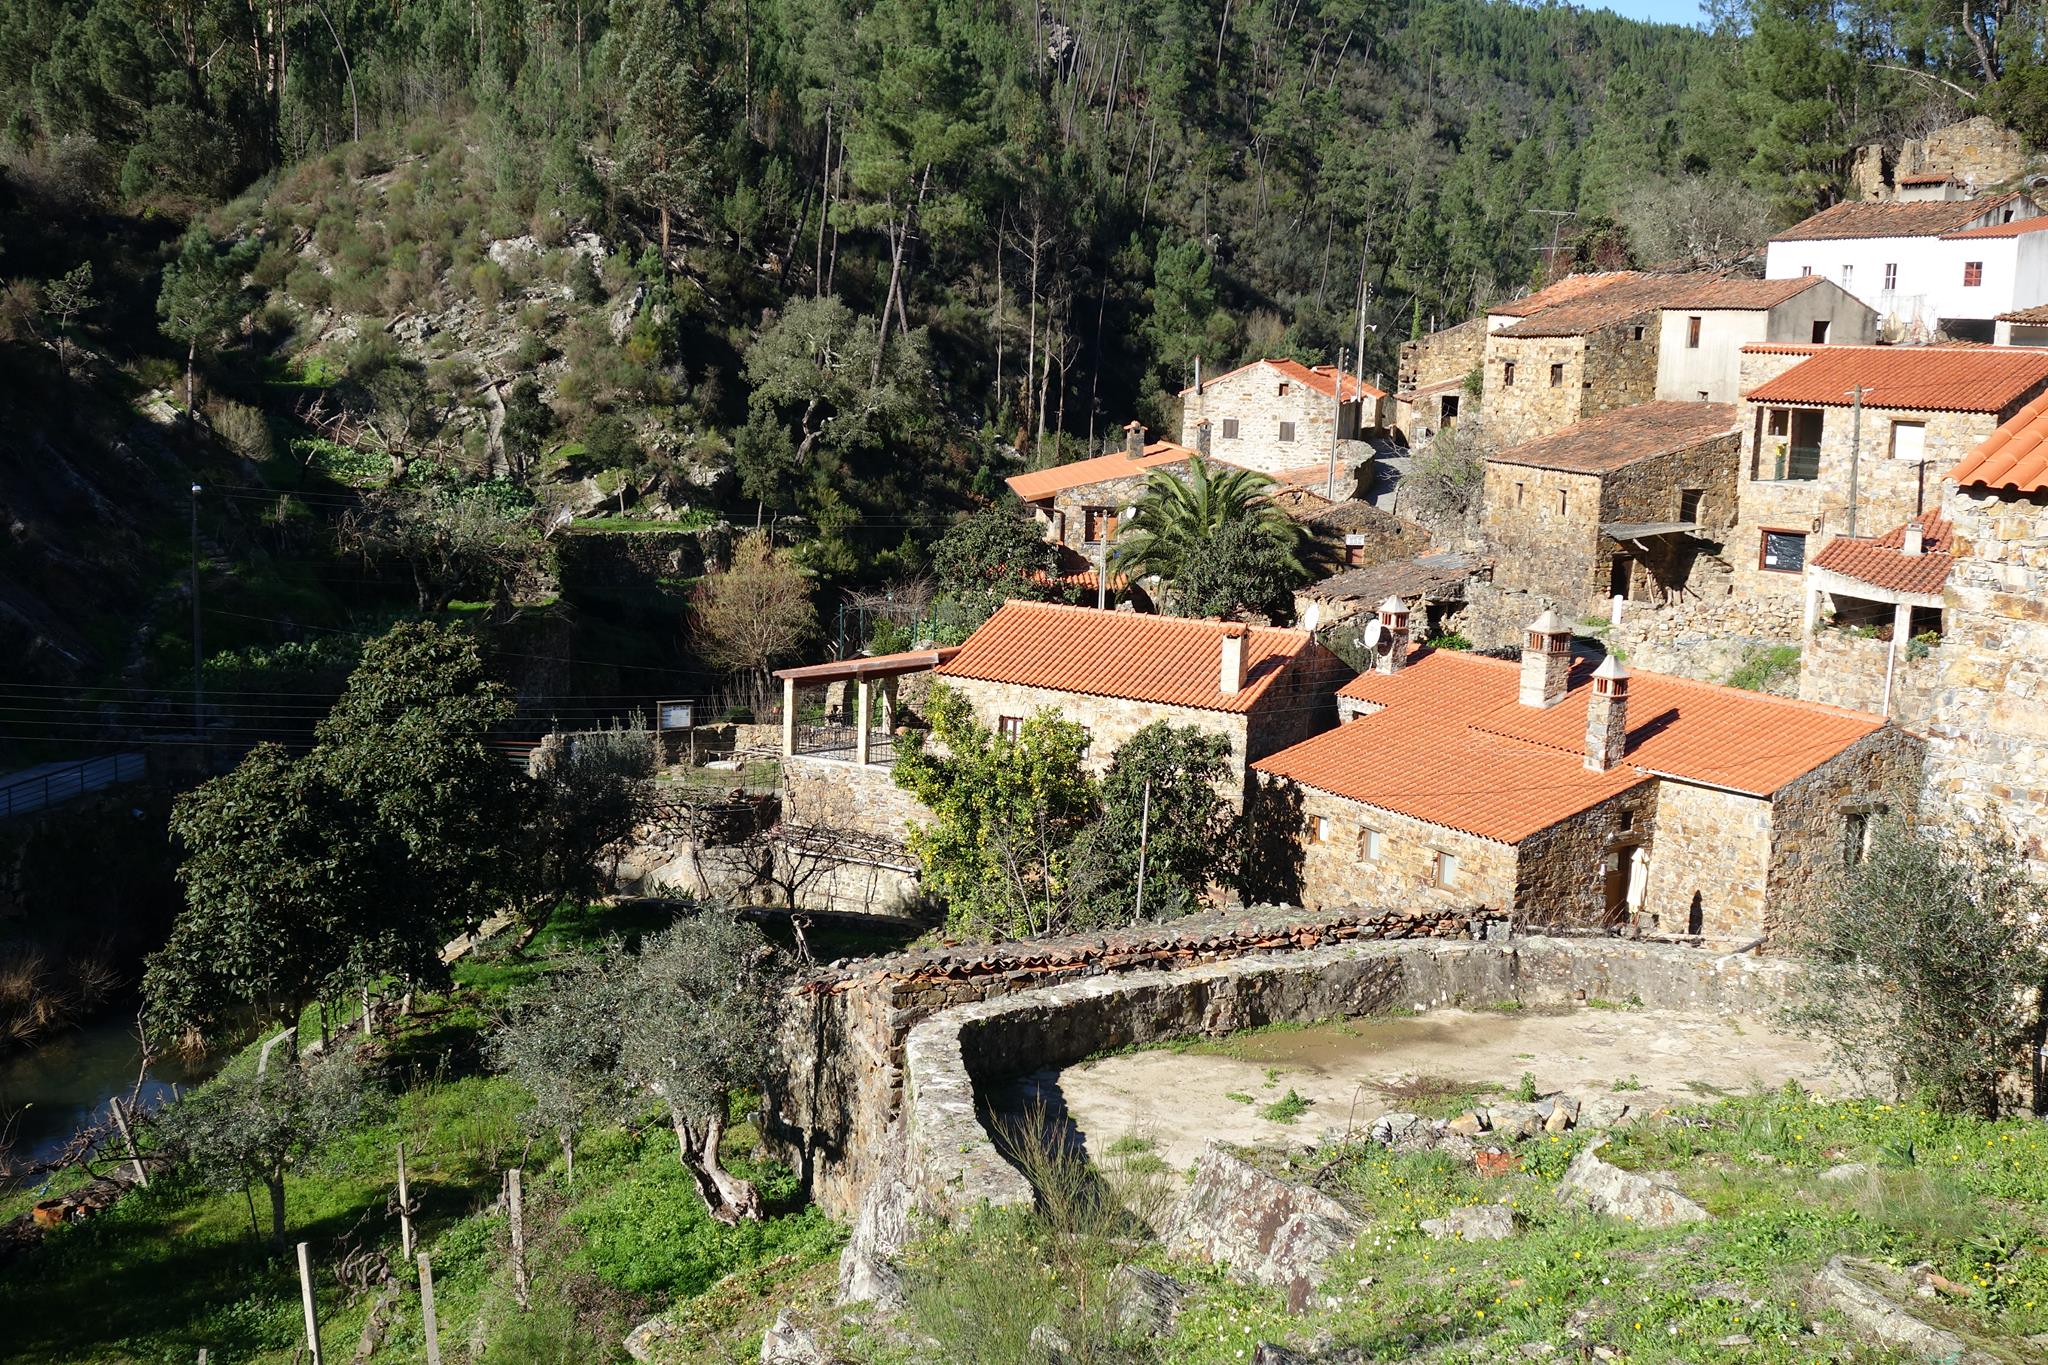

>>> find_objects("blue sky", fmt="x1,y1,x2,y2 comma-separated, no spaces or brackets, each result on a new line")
1591,0,1708,25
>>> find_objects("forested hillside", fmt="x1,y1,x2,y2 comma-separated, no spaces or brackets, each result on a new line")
1,0,2044,705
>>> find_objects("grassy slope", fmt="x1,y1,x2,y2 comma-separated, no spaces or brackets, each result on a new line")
0,901,855,1364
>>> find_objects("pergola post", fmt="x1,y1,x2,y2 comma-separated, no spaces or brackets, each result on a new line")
1892,600,1914,647
1802,580,1823,634
855,678,872,766
782,676,797,757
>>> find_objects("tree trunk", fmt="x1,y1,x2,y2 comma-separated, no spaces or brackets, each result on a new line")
668,1100,761,1222
267,1172,288,1251
186,339,197,417
560,1130,576,1186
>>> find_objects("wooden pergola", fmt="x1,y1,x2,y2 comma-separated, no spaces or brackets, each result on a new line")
771,647,960,766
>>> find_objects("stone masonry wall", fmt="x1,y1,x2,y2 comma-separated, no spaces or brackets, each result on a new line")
940,677,1257,796
1763,724,1926,941
1515,783,1661,929
1049,470,1156,555
1598,434,1742,606
781,755,931,844
1282,779,1520,913
1183,366,1360,476
1603,595,1804,690
1924,485,2048,869
1581,320,1661,422
1398,318,1488,394
1638,781,1774,940
1795,627,1947,728
1482,463,1605,606
764,904,1501,1219
1481,335,1590,448
896,936,1805,1220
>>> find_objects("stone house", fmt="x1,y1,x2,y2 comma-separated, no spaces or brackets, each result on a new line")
1730,343,2048,599
1178,358,1385,478
1653,276,1875,402
1008,422,1203,562
932,600,1350,804
1251,604,1920,944
1480,274,1675,447
1481,401,1740,613
1796,512,1954,720
1851,117,2037,203
1994,303,2048,346
1394,316,1486,441
1293,550,1478,634
1269,491,1431,574
1763,194,2048,341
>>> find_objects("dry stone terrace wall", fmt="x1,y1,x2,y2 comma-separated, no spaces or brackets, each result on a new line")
764,905,1496,1220
897,936,1804,1220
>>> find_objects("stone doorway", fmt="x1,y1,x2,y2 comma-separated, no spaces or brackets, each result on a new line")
1603,844,1640,926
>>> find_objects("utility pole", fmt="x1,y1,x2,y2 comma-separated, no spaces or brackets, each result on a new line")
1844,385,1867,537
189,484,203,735
1326,345,1349,501
1527,209,1578,278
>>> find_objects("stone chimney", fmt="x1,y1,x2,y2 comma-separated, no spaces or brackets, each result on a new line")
1519,609,1572,709
1219,623,1248,695
1194,418,1213,459
1901,519,1925,556
1374,595,1411,675
1125,421,1147,458
1583,654,1630,772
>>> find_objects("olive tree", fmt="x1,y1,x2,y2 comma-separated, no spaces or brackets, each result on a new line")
489,950,626,1185
161,1055,369,1252
1787,815,2048,1117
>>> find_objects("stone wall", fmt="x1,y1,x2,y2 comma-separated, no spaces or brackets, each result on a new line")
1602,595,1804,690
1795,627,1947,726
1183,367,1363,476
1639,781,1773,940
1280,779,1520,912
1398,318,1487,393
781,755,931,844
1515,783,1661,929
1481,335,1589,448
1581,320,1661,422
1050,469,1163,555
891,935,1805,1220
1599,433,1742,606
554,525,731,586
942,676,1253,784
1445,581,1575,651
1923,485,2048,869
1481,463,1605,607
1731,404,2009,599
1904,116,2035,190
1763,725,1926,939
765,904,1501,1219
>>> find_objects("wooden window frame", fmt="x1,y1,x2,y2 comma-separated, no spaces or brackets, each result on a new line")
1889,420,1926,462
997,715,1023,742
1685,315,1702,349
1502,360,1516,387
1434,850,1460,889
1883,263,1898,291
1220,417,1240,440
1964,261,1984,287
1278,421,1296,443
1758,526,1807,574
1549,362,1565,387
1360,828,1382,862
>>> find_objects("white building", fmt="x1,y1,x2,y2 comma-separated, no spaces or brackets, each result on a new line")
1652,276,1875,403
1763,194,2048,342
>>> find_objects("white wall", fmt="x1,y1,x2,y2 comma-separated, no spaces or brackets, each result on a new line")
1655,310,1767,402
1765,218,2047,332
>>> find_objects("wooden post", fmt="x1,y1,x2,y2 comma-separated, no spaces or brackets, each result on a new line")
781,677,797,757
361,984,374,1037
854,678,871,766
507,1168,529,1309
418,1253,442,1365
110,1097,148,1187
397,1142,414,1261
257,1025,296,1076
295,1240,324,1365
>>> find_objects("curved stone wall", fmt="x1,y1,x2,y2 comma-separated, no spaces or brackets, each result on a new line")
899,936,1800,1218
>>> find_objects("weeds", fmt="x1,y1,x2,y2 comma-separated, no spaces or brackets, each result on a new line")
1260,1090,1312,1124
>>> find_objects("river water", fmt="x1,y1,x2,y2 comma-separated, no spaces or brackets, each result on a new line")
0,1016,216,1178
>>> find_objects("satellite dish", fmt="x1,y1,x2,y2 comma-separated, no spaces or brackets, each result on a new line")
1302,602,1323,631
1360,619,1383,650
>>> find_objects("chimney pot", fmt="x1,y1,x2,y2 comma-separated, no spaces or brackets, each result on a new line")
1375,596,1412,675
1901,519,1925,556
1520,609,1572,708
1218,623,1248,695
1584,653,1630,771
1125,421,1146,458
1194,418,1213,458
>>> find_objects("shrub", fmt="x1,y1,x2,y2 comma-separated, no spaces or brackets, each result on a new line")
206,399,274,462
1727,643,1800,691
470,262,507,311
285,264,332,310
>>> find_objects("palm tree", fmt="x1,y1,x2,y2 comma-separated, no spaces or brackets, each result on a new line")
1109,456,1305,599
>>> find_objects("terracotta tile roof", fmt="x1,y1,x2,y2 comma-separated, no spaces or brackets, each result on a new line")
1181,358,1385,401
1942,216,2048,239
1809,513,1954,596
1302,551,1476,605
1494,275,1689,338
936,601,1321,714
1397,374,1469,401
1488,272,1648,319
1744,345,2048,412
1898,173,1956,186
1948,391,2048,493
1271,461,1348,488
1485,401,1738,475
1997,304,2048,324
1659,275,1828,309
774,647,961,683
1770,194,2024,242
1006,440,1201,501
1255,653,1649,842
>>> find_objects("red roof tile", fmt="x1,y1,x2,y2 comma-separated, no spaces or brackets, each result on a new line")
1488,272,1649,319
1949,391,2048,493
1494,276,1690,338
1942,216,2048,239
1485,401,1737,475
1182,358,1384,401
1252,649,1887,841
1006,441,1202,501
1660,276,1829,309
1898,173,1956,186
936,601,1321,714
1997,304,2048,324
1810,513,1954,596
1743,345,2048,413
1771,195,2025,242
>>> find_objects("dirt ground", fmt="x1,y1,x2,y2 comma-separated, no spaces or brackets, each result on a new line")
997,1005,1849,1171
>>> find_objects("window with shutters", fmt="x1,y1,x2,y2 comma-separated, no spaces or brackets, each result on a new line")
997,715,1022,742
1083,506,1116,543
1841,264,1853,287
1220,418,1240,439
1278,421,1296,443
1678,488,1704,522
1965,261,1984,287
1883,263,1898,291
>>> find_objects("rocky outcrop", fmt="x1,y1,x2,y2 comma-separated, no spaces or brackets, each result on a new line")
1809,1257,2016,1364
1165,1143,1361,1312
1555,1142,1709,1229
1110,1264,1193,1334
1420,1204,1516,1241
837,1174,914,1308
759,1310,839,1365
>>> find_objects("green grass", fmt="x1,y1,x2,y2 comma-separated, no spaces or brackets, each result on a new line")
288,436,389,488
1260,1090,1312,1124
1727,643,1802,692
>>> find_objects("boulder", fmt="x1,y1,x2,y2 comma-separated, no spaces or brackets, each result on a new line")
1578,1097,1633,1129
1419,1204,1517,1241
1818,1162,1870,1184
1109,1264,1192,1335
760,1310,836,1365
1445,1110,1490,1137
623,1316,678,1363
1555,1142,1709,1229
1369,1112,1441,1147
1809,1257,2009,1364
1165,1142,1361,1312
838,1175,914,1308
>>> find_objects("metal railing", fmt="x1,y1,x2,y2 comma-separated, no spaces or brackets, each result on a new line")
0,753,147,820
792,724,898,765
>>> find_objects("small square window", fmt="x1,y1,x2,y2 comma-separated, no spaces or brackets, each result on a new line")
1760,529,1807,573
1890,421,1926,461
1811,319,1830,344
1883,263,1897,291
997,715,1022,742
1841,264,1853,287
1221,418,1240,440
1278,381,1291,396
1679,488,1704,522
1686,316,1702,349
1631,325,1644,341
1434,851,1460,889
1618,810,1635,832
1965,261,1984,287
1278,421,1296,443
1503,361,1516,387
1360,829,1382,862
1306,814,1330,844
1549,362,1564,387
